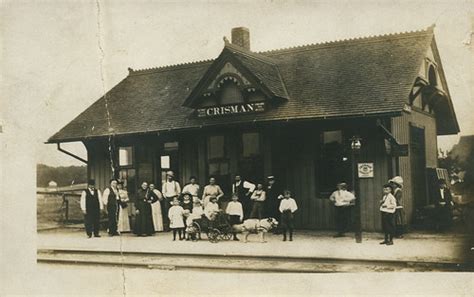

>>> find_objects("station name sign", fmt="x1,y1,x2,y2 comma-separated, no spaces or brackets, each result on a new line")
197,102,265,118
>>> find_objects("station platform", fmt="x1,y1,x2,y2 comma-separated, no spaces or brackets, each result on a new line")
37,228,473,271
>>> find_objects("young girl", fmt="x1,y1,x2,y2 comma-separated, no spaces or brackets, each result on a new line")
168,198,185,240
279,190,298,241
380,184,397,245
189,200,204,240
250,183,266,219
181,192,193,212
226,193,243,240
388,176,404,238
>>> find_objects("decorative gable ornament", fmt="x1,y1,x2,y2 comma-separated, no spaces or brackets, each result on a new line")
182,44,289,118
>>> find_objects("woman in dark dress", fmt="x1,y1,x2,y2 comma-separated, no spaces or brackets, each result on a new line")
134,182,156,236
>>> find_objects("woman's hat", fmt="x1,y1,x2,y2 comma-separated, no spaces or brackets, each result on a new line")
166,171,174,177
389,176,404,188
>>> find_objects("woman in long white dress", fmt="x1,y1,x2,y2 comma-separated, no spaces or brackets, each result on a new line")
149,184,164,232
117,182,131,233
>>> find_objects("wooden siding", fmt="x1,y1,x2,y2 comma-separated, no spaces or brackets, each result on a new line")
356,125,391,231
268,121,390,231
85,118,396,231
85,140,113,191
391,109,438,224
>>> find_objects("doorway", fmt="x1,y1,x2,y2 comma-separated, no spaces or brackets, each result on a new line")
410,125,427,208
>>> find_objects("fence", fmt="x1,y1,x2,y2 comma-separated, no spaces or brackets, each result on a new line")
37,190,84,227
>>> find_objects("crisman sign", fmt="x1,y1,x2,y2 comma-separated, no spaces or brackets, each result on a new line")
197,102,265,118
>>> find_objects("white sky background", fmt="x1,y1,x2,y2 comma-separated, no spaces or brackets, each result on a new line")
1,0,473,167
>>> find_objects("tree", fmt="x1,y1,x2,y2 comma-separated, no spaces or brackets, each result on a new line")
37,164,87,187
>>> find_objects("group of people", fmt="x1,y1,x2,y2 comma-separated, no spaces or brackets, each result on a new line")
328,176,406,246
80,171,455,244
79,171,298,241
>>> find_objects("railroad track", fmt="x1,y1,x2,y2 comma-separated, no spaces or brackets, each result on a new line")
37,248,471,273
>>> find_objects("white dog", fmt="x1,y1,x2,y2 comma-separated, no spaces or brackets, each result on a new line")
232,218,278,243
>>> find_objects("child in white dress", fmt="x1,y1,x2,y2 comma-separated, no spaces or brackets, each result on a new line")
168,198,185,240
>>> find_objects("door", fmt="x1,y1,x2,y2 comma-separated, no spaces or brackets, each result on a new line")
157,141,180,187
410,125,427,208
206,135,231,195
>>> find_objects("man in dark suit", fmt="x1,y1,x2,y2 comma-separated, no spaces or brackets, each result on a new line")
433,179,454,232
80,179,103,238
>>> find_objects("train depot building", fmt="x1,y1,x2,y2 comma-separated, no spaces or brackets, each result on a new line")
48,26,459,231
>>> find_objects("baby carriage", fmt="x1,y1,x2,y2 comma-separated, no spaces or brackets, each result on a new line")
192,210,234,243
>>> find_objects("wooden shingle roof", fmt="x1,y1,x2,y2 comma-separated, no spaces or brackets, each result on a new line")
48,26,456,143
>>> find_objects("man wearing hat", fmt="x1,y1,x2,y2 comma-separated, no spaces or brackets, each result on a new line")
329,182,356,237
265,175,283,220
161,170,181,231
80,179,103,238
388,176,405,238
102,178,120,236
232,174,255,219
433,178,454,232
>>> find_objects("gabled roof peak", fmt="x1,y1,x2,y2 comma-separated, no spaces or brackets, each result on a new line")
259,25,435,56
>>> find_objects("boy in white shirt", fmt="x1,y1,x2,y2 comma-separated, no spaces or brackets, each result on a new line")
379,184,397,245
279,190,298,241
226,194,243,240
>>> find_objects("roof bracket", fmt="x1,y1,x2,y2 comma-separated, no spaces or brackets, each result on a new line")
57,143,88,164
376,119,399,145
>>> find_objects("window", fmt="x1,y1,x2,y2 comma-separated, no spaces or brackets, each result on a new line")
323,130,342,145
207,135,225,159
428,65,437,87
164,141,179,151
119,146,133,167
318,130,350,194
119,168,136,193
207,135,229,177
219,80,244,105
160,141,179,181
242,132,260,157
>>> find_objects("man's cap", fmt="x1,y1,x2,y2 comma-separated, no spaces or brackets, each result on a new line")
88,179,96,186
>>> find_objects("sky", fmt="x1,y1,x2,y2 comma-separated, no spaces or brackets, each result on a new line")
1,0,473,167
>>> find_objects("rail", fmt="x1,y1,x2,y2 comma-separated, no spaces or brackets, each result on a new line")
37,190,81,224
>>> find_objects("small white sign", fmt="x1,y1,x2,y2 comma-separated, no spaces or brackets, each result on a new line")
358,163,374,178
